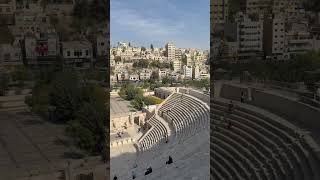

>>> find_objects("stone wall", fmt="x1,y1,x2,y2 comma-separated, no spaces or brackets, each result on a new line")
251,89,320,131
220,83,248,101
219,83,320,132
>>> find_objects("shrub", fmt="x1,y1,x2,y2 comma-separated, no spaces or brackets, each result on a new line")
144,96,163,105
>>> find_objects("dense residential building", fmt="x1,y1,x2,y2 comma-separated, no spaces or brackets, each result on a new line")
139,69,152,80
24,31,60,65
96,33,108,57
166,42,175,61
243,0,273,15
175,49,182,60
211,0,229,24
264,14,288,60
61,40,93,68
183,65,193,79
110,42,209,83
0,0,15,25
173,59,182,72
0,42,22,65
236,12,264,60
285,22,313,58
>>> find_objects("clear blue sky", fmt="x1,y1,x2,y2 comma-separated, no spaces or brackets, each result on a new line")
111,0,209,50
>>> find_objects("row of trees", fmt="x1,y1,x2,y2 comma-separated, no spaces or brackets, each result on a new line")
216,51,320,83
132,59,173,70
118,83,163,110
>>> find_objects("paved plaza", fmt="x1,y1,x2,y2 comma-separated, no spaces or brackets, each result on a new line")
110,95,135,117
0,94,82,179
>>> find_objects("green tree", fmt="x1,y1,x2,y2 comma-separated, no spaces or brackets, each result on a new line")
133,59,149,69
131,95,144,110
150,71,159,82
161,76,175,85
141,47,146,51
66,99,107,156
49,71,82,122
118,83,143,100
0,73,10,96
150,44,154,51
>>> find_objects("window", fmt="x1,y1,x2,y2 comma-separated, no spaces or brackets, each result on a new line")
0,8,2,12
74,51,77,56
86,50,89,56
101,42,104,46
6,8,10,12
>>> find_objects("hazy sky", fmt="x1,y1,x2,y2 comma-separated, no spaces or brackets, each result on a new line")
110,0,210,50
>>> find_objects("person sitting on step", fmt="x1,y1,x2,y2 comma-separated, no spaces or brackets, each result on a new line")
145,167,152,175
166,156,173,164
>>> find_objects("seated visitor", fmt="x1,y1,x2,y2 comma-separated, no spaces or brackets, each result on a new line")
227,120,232,129
132,170,136,179
166,156,173,164
113,175,118,180
228,100,234,113
241,91,245,103
145,167,152,175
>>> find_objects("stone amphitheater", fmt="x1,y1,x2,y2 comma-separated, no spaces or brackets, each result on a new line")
212,81,320,180
110,87,210,180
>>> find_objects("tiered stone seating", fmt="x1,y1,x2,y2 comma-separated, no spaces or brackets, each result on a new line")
211,99,320,180
158,93,209,139
137,115,168,151
112,90,210,179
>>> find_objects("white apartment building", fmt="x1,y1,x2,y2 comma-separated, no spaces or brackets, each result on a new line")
129,74,139,81
236,12,264,60
139,69,152,80
166,43,175,61
158,69,169,79
175,49,182,60
264,14,288,60
211,0,229,24
173,59,182,72
285,22,313,58
110,55,115,67
194,65,200,79
62,40,93,68
117,71,129,81
183,65,193,79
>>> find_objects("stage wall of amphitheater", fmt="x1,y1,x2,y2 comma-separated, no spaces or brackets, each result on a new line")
220,83,320,132
155,87,210,104
187,89,210,104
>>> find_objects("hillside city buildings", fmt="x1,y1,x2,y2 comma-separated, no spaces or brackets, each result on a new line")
212,0,320,61
110,42,210,84
0,0,108,70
